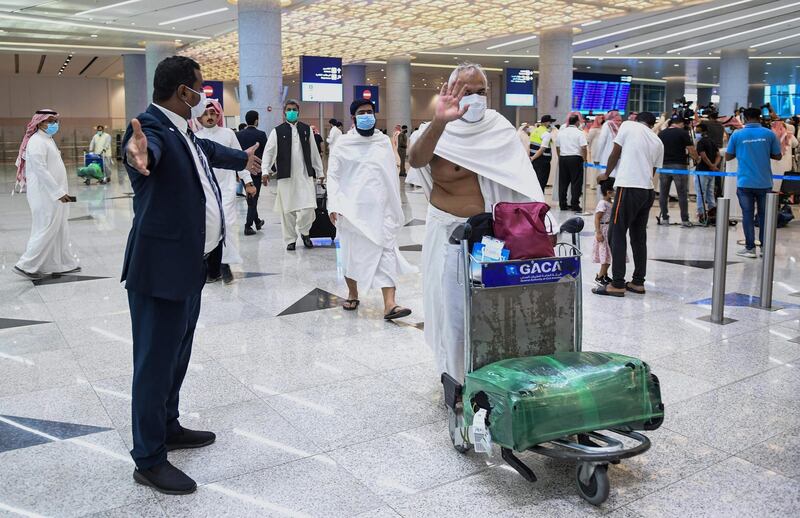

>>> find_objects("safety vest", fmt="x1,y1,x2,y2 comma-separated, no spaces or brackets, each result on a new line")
530,125,548,145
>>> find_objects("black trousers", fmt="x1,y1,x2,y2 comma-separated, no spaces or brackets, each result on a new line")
245,174,262,228
533,156,551,192
558,156,584,209
398,148,407,176
608,187,655,289
129,288,202,469
205,241,223,278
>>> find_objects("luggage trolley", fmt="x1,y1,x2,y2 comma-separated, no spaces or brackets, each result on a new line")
442,217,660,506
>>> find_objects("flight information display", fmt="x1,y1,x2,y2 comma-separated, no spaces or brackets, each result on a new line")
572,72,631,114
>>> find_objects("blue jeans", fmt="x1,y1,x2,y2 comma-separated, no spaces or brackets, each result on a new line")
736,187,769,250
695,175,716,212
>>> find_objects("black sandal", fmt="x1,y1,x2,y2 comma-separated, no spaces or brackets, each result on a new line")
384,306,412,320
625,283,646,294
343,299,360,311
592,285,625,297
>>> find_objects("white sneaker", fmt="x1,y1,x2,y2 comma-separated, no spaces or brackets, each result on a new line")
736,248,757,259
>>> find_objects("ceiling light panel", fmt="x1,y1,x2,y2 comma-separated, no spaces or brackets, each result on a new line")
184,0,692,81
75,0,143,17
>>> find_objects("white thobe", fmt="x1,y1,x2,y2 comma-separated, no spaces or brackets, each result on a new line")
327,132,416,290
16,131,79,274
196,125,252,265
89,131,113,174
261,124,324,244
326,125,342,150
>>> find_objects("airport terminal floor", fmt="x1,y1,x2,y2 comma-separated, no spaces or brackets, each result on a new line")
0,163,799,517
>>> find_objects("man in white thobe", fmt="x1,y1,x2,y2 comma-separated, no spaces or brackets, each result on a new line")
327,98,417,320
408,63,556,383
13,109,80,279
261,99,324,251
88,124,113,182
327,118,342,152
195,99,257,284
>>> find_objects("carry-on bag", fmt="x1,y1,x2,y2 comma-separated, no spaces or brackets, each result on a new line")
493,202,554,259
308,193,337,239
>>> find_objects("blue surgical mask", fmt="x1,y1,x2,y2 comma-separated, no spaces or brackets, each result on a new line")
355,113,375,130
45,122,59,136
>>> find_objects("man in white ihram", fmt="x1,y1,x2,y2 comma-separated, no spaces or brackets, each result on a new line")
195,99,257,283
407,63,555,383
13,108,80,280
327,98,416,320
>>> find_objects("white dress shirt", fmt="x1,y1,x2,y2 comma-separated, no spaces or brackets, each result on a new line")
556,125,588,157
153,104,222,254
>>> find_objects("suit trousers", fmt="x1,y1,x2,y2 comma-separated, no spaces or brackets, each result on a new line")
532,156,551,192
558,156,584,209
128,287,202,469
608,187,655,289
245,174,262,228
398,147,407,176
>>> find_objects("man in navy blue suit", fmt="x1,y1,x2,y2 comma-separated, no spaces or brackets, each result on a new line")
121,56,261,494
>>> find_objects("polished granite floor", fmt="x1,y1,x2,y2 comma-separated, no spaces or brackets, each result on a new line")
0,163,799,518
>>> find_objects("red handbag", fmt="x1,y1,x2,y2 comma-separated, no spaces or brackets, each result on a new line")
492,202,555,260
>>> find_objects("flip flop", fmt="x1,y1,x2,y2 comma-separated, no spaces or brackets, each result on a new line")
343,299,360,311
625,283,646,294
592,285,625,297
384,306,412,320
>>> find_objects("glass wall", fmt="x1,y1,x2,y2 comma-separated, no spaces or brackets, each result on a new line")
626,83,666,115
765,85,799,118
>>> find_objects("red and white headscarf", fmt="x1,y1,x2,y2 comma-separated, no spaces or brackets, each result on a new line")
190,99,224,132
772,120,791,154
605,110,623,136
588,114,605,132
14,109,58,193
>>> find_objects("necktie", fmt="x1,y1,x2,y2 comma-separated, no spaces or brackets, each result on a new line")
187,128,225,242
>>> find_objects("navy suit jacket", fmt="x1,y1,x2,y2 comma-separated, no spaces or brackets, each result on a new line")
121,104,248,300
236,126,268,161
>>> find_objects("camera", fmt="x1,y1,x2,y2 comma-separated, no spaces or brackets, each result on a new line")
671,97,694,122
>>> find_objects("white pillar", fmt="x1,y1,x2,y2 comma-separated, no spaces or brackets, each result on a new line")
123,54,147,121
719,48,749,115
386,56,411,131
537,28,573,124
145,41,176,103
237,0,282,133
665,77,685,113
338,64,366,124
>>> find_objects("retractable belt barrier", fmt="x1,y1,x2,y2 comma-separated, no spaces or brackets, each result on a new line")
585,162,795,181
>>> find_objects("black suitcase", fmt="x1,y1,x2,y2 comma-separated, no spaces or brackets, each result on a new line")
309,193,337,239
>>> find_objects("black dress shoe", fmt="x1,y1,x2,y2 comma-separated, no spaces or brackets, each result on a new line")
166,427,217,452
244,226,256,236
206,274,221,284
255,218,265,231
133,461,196,495
301,235,314,248
287,242,296,251
221,264,234,285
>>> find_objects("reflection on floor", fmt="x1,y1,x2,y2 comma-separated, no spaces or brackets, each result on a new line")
0,165,799,517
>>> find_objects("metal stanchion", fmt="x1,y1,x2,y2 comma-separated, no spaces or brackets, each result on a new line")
699,198,736,325
579,160,592,216
756,192,781,310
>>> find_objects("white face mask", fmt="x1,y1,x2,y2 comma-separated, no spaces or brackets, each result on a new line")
459,94,487,123
184,86,207,120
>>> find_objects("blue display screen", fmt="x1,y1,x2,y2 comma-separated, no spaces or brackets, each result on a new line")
572,72,631,114
764,85,799,118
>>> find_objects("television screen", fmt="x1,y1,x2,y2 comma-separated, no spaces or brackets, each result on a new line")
300,56,343,102
505,68,535,106
764,84,798,118
572,72,631,114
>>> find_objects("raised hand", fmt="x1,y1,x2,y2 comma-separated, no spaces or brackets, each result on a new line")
126,118,150,176
244,143,262,175
434,80,468,124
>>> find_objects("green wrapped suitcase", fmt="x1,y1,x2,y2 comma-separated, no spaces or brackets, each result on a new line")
463,352,664,452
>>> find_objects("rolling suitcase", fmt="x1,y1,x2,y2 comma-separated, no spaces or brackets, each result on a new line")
463,352,664,452
308,193,336,239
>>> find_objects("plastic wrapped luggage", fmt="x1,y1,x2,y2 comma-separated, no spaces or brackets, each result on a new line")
77,162,104,180
463,352,664,452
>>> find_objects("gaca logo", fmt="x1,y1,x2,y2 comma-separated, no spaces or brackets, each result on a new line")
506,260,563,276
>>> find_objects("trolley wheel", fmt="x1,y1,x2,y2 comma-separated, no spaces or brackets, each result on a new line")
447,406,470,454
575,463,609,506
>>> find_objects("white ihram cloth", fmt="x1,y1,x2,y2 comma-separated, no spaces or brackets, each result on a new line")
327,131,417,290
196,125,252,264
16,130,79,274
408,109,555,382
261,123,324,244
